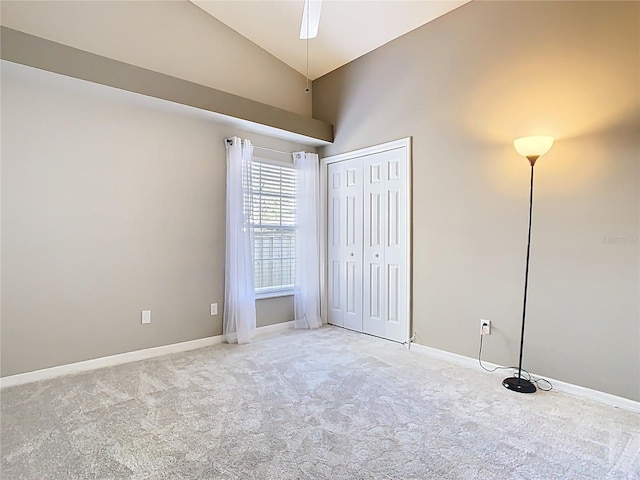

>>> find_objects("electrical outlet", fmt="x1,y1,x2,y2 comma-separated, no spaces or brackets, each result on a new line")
211,303,218,316
142,310,151,324
480,319,491,336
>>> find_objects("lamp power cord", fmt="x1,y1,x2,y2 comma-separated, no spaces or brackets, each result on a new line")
478,333,553,392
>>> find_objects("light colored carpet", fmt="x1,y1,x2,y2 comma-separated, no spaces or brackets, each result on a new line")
1,326,638,479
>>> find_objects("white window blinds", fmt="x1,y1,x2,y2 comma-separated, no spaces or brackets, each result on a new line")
247,160,296,294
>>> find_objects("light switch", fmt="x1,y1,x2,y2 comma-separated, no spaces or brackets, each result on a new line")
211,303,218,316
142,310,151,324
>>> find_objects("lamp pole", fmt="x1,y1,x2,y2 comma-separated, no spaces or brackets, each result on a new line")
503,157,538,393
503,154,539,394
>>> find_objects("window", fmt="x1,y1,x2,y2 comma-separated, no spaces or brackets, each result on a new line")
246,159,296,297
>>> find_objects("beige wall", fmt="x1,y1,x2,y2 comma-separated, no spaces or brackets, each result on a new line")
313,1,639,401
1,62,302,376
0,0,311,116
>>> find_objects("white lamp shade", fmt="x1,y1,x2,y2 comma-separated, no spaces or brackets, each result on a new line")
514,136,554,158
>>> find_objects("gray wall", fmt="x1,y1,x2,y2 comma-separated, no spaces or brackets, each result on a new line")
1,62,300,377
0,0,311,116
313,1,639,401
256,296,294,329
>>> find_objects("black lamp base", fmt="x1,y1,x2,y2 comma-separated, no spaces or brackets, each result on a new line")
502,376,537,393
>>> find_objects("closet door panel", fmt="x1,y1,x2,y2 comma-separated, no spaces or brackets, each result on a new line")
342,159,363,332
327,162,345,327
383,151,408,342
363,155,386,337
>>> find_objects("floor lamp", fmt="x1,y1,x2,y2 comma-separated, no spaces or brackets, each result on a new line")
503,135,554,394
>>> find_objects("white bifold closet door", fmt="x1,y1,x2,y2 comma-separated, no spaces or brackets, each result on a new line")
327,158,363,331
327,147,408,343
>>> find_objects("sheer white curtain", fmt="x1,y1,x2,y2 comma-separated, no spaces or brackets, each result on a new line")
223,137,256,344
293,152,321,329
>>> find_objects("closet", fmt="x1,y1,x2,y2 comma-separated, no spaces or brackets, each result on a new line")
324,140,410,343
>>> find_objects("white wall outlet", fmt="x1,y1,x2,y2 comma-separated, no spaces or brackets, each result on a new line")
142,310,151,324
211,303,218,316
480,319,491,336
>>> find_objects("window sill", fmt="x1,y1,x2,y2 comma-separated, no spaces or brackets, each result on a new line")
255,290,294,300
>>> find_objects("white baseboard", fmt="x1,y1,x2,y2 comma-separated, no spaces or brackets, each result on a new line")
0,321,295,389
408,342,640,414
256,320,295,336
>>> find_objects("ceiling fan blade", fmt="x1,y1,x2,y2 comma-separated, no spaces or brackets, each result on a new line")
299,0,322,39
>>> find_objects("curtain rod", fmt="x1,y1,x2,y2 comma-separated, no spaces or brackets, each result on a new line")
225,138,294,156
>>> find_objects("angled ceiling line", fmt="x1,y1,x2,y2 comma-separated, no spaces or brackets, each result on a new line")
190,0,471,81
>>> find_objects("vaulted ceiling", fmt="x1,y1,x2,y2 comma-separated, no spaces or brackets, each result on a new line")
191,0,470,80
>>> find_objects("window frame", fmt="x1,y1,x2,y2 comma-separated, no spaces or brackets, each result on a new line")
246,155,297,299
